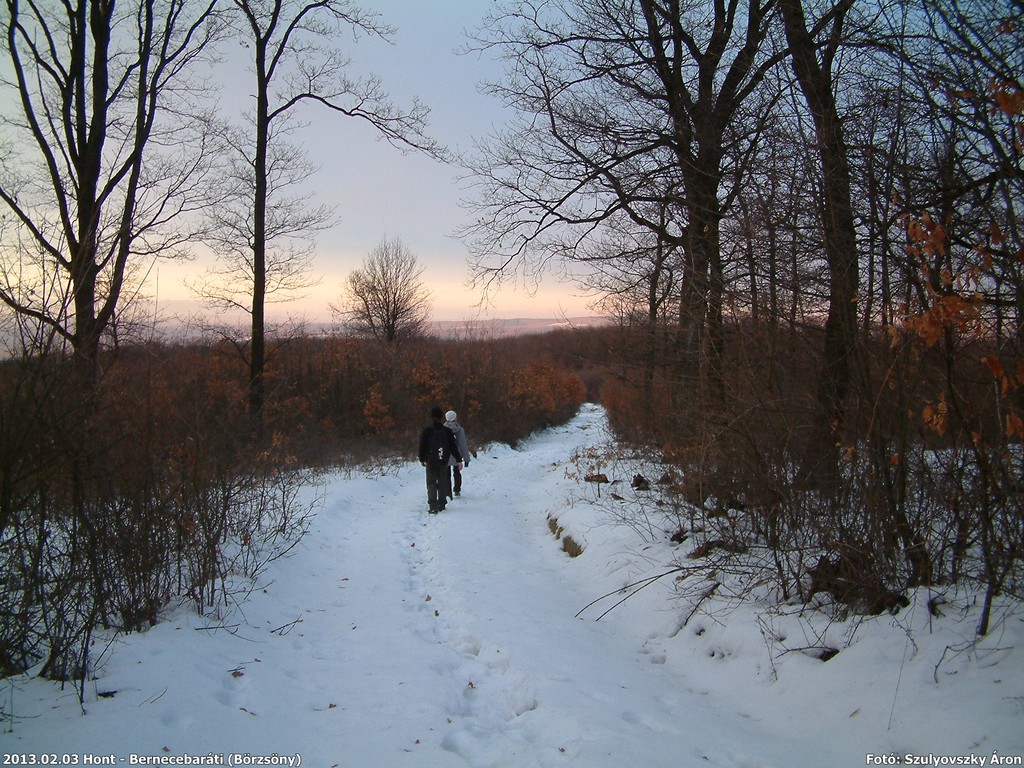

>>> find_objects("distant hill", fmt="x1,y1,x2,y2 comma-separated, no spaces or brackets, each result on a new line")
22,304,611,346
430,316,611,338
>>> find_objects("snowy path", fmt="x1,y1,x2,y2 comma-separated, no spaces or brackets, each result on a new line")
6,406,792,766
7,405,1020,766
276,406,812,767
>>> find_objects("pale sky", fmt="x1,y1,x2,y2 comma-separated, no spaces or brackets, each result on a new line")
156,0,596,324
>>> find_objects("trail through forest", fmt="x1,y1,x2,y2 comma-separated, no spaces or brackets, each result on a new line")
4,406,1021,767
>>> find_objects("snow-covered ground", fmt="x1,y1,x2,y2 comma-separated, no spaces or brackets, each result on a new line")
3,404,1022,767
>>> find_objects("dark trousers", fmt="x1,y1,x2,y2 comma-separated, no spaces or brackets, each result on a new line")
448,464,462,495
425,462,449,510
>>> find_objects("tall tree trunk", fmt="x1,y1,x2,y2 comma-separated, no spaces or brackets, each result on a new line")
249,35,270,422
643,237,670,418
70,0,112,373
779,0,862,488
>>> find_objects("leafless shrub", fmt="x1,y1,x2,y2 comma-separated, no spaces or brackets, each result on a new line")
0,348,324,683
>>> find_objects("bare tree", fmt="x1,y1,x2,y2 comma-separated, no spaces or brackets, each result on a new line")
334,236,431,345
464,0,786,393
223,0,444,417
0,0,220,372
778,0,864,487
189,127,329,320
576,211,680,417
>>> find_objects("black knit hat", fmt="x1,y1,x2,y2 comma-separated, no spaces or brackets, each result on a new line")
430,407,444,420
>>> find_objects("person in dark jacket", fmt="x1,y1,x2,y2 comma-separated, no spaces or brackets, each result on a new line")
418,407,463,514
444,410,471,499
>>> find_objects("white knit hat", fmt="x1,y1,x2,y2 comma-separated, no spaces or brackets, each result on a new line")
445,410,457,422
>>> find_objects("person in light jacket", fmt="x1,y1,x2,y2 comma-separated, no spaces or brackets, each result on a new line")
444,410,471,499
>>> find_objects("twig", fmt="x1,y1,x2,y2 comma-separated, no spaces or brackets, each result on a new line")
776,644,838,660
195,623,241,633
888,595,919,731
682,582,721,627
575,568,684,621
139,688,168,706
933,639,975,684
270,616,303,635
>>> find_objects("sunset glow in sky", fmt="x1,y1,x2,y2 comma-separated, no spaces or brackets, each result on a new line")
151,1,596,325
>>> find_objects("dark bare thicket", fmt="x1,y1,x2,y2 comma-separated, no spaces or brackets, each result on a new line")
0,330,587,684
0,346,321,688
262,331,587,455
